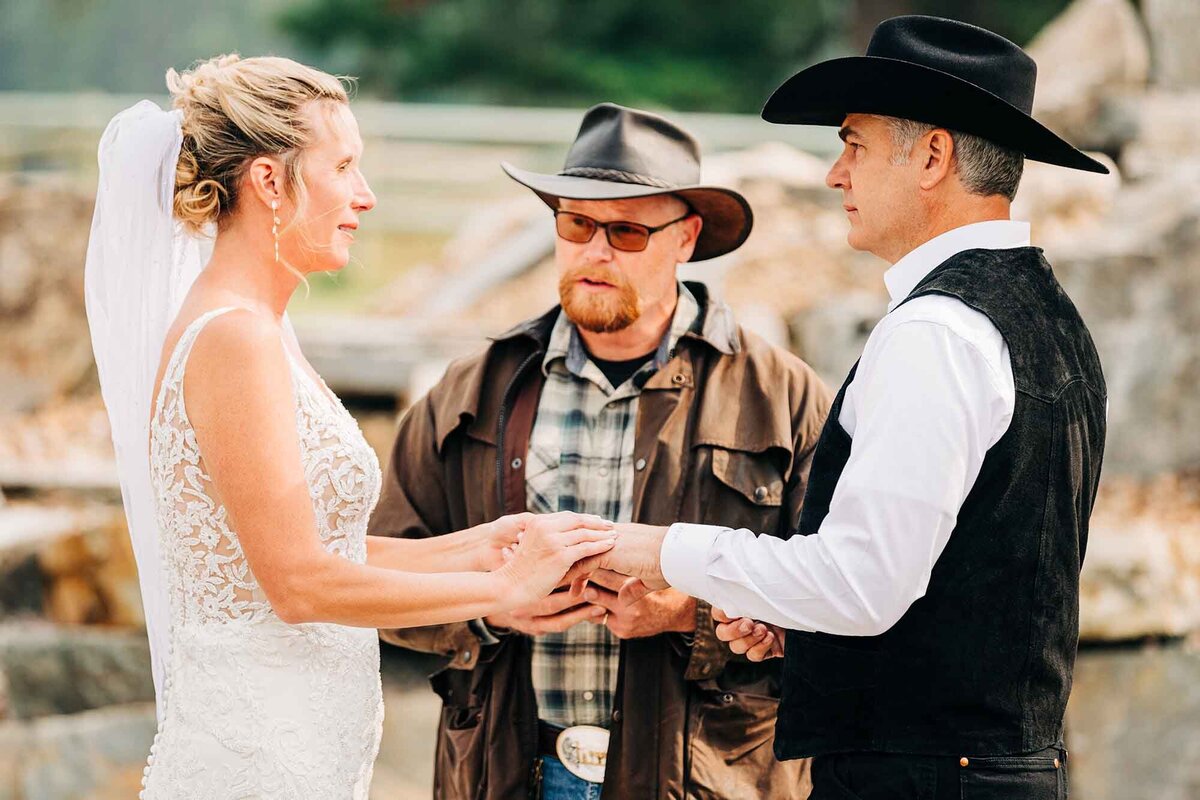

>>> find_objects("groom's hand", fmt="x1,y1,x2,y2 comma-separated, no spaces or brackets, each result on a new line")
580,569,695,639
713,607,785,661
591,523,670,590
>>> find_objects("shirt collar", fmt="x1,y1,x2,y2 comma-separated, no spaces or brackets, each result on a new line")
544,281,702,387
884,220,1032,311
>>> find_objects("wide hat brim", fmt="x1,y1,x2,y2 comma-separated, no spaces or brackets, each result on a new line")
501,162,754,262
762,56,1109,174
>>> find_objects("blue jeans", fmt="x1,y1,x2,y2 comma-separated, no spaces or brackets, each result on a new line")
540,756,603,800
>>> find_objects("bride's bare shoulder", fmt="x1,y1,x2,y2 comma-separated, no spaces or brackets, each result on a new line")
182,307,290,409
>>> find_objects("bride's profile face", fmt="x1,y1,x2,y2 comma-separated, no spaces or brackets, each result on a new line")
284,101,376,274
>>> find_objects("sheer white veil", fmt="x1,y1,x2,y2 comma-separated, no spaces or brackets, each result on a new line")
84,100,211,719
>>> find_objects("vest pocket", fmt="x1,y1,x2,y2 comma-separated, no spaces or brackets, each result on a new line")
958,752,1063,799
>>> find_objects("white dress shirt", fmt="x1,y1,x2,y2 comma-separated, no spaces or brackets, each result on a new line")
660,220,1028,636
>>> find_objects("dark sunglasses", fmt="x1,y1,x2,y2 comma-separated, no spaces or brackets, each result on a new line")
553,209,692,252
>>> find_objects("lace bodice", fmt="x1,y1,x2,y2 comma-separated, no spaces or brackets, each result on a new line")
149,306,381,624
140,306,384,799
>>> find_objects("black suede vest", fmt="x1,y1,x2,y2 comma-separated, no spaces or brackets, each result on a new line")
774,247,1107,759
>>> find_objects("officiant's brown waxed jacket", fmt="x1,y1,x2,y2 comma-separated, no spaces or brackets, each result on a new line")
370,283,829,800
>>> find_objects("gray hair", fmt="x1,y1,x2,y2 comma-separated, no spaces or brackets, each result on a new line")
884,116,1024,201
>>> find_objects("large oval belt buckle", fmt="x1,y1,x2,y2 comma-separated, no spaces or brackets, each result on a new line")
555,724,609,784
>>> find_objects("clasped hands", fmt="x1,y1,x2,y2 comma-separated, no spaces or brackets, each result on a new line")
481,515,694,640
482,513,783,657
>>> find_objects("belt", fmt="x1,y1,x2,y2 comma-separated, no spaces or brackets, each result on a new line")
537,720,563,757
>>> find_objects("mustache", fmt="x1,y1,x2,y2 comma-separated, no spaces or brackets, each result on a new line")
561,265,629,289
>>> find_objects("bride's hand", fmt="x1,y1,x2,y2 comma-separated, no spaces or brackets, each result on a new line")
497,512,616,608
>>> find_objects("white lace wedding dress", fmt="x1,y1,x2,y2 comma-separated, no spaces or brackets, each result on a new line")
139,307,385,799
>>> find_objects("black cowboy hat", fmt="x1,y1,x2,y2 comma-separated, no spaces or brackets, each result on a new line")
502,103,753,261
762,15,1109,174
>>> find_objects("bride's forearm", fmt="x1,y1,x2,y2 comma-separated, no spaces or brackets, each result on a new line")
365,530,481,573
273,551,519,628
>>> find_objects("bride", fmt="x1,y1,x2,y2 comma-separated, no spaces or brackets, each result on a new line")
84,55,615,799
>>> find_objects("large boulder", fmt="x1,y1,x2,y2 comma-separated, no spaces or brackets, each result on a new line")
1050,162,1200,476
1143,0,1200,89
0,623,153,719
1027,0,1150,151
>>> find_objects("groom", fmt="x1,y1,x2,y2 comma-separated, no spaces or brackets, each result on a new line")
600,16,1108,799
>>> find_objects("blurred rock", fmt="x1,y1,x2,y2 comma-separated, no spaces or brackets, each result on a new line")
1065,644,1200,800
1080,474,1200,641
0,702,155,800
1027,0,1150,151
1143,0,1200,89
1051,163,1200,476
1111,89,1200,178
0,623,153,719
788,291,881,386
0,178,97,413
0,503,140,629
1014,153,1122,248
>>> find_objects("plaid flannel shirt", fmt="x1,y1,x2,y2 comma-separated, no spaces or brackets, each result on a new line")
527,283,700,728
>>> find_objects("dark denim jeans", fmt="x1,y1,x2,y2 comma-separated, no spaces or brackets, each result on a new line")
810,743,1068,800
537,756,603,800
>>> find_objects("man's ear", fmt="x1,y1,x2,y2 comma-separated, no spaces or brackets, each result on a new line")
919,128,956,191
676,214,703,262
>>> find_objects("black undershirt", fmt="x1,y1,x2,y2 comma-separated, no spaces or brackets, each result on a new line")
588,348,656,389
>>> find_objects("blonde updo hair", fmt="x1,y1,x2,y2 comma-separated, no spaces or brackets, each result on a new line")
167,54,350,235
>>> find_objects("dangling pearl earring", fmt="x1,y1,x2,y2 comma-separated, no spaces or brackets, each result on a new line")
270,200,280,263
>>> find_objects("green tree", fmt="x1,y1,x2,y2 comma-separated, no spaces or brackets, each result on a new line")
281,0,1072,113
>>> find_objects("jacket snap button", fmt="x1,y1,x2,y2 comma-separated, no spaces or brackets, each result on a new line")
462,650,472,663
671,373,687,385
721,693,734,704
511,457,522,470
959,757,970,767
612,709,622,722
754,486,768,502
1054,758,1060,768
635,458,647,471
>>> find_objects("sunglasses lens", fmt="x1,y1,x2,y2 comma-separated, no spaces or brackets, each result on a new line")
607,222,650,252
556,213,596,244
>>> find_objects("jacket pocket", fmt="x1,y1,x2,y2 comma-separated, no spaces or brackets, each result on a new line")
959,751,1064,800
701,445,787,533
687,688,799,800
430,667,488,799
711,447,784,506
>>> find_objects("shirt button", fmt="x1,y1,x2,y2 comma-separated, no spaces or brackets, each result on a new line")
462,650,472,663
611,709,622,722
583,691,595,701
598,467,609,477
754,486,769,502
635,458,647,471
511,457,522,470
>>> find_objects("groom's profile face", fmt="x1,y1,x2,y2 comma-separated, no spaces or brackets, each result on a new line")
825,113,922,262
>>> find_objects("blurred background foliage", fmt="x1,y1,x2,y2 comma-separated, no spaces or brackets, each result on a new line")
2,0,1072,111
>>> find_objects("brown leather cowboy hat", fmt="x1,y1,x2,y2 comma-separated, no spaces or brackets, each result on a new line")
502,103,753,261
